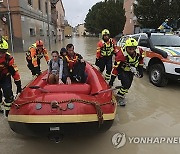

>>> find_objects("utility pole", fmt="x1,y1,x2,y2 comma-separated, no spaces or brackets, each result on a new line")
6,0,14,54
46,0,51,51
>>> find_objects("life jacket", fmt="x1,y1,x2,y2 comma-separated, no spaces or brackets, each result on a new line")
26,46,45,63
65,54,79,72
0,53,12,79
100,39,114,56
121,48,141,71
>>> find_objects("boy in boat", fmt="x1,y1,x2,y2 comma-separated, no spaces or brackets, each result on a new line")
0,36,22,116
65,44,87,83
109,38,144,106
60,47,68,58
95,29,118,80
47,51,70,84
26,40,50,77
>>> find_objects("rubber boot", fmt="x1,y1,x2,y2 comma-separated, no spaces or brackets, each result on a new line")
117,92,126,107
0,102,3,113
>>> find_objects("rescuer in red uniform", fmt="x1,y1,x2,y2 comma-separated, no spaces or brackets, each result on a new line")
0,36,22,116
26,40,50,77
109,38,144,106
95,29,118,80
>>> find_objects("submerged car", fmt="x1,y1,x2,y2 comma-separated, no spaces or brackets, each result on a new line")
117,33,180,87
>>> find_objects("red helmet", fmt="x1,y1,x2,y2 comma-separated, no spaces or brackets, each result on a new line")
36,40,44,47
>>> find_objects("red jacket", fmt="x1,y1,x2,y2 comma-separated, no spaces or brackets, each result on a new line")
0,52,20,81
112,47,144,76
96,38,118,59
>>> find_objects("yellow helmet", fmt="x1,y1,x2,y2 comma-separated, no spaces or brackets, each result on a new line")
165,19,169,22
0,37,8,50
102,29,110,36
125,38,138,47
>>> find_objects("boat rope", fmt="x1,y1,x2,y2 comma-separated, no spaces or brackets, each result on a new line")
12,99,115,127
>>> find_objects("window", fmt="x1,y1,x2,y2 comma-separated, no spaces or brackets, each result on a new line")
47,30,49,36
52,30,56,36
38,0,41,11
28,0,32,6
30,28,35,36
40,29,44,36
45,2,48,14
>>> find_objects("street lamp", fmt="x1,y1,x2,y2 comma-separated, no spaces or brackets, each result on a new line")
6,0,14,54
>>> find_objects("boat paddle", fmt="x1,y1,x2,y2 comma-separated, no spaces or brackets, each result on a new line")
91,86,121,96
29,86,49,93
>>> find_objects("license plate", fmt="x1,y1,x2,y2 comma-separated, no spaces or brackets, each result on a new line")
50,127,60,131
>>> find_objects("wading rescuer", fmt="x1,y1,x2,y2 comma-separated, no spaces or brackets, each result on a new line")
95,29,117,81
109,38,144,106
0,36,22,117
26,40,50,77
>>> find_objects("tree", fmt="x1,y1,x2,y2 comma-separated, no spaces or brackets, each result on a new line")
85,0,126,37
134,0,180,29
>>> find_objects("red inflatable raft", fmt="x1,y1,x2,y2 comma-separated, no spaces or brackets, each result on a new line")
8,63,117,137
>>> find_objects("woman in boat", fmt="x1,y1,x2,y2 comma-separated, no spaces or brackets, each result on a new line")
47,51,70,84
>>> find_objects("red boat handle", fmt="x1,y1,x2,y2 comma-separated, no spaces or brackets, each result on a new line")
91,86,121,96
29,86,49,93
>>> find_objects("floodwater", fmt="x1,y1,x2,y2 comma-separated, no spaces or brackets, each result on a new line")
0,37,180,154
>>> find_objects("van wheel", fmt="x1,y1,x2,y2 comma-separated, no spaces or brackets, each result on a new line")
149,64,168,87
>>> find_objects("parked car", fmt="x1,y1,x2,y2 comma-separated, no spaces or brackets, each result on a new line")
117,33,180,87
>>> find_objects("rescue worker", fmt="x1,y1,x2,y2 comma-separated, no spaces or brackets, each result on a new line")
95,29,117,80
65,44,87,83
158,19,173,31
26,40,49,77
0,36,22,116
109,38,144,106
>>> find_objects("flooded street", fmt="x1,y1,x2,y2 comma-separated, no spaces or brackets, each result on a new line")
0,37,180,154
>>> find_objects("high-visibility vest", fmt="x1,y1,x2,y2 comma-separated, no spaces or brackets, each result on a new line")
100,39,114,56
122,48,141,71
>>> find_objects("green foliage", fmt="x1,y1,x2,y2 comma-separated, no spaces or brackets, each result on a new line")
134,0,180,29
85,0,126,37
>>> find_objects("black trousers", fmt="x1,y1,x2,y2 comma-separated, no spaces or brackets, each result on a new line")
27,58,41,75
70,61,87,83
0,75,14,110
117,69,134,96
99,56,112,75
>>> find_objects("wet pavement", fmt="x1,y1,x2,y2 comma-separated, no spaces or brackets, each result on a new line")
0,37,180,154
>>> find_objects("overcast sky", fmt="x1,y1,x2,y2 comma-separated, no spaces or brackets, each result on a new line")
62,0,102,27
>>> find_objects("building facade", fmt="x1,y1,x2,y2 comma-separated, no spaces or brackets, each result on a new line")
64,24,72,37
76,24,86,36
123,0,138,35
0,0,65,52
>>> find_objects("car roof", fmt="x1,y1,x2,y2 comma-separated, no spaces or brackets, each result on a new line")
124,33,174,37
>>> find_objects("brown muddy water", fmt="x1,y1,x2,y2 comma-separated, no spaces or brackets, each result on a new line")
0,37,180,154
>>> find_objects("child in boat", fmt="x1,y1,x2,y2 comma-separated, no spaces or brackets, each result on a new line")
60,47,68,58
47,51,70,84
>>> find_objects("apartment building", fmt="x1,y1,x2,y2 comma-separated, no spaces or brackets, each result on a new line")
0,0,65,52
123,0,138,34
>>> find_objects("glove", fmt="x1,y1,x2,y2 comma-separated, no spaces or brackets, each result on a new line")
130,66,142,78
95,58,100,67
109,75,116,87
15,80,22,94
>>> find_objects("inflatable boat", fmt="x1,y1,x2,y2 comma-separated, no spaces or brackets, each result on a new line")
8,63,117,137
